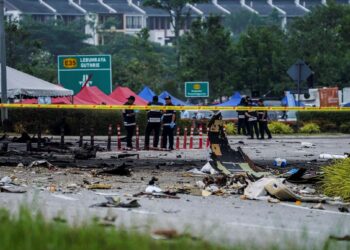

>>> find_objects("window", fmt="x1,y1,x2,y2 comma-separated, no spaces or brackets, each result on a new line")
147,16,170,30
125,16,142,29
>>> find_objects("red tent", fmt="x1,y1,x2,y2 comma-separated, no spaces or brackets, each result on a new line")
74,86,123,105
52,97,72,104
110,86,148,105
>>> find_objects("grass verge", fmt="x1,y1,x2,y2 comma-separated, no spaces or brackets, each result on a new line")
321,158,350,201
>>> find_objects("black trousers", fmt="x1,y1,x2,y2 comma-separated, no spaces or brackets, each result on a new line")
258,121,272,139
237,118,247,135
161,125,174,150
125,125,135,148
249,121,259,139
144,122,161,148
245,117,251,135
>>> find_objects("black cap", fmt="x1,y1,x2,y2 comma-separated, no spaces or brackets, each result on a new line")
127,95,135,100
165,95,171,100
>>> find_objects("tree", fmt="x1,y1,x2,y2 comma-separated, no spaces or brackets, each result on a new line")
288,2,350,88
20,17,90,58
236,25,290,96
180,16,236,101
224,9,281,39
143,0,206,73
5,21,56,83
100,29,175,92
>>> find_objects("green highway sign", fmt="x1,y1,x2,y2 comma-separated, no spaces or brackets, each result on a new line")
185,82,209,97
58,55,112,94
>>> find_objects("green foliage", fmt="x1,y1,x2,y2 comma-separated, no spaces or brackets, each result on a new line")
20,17,89,57
100,30,174,93
235,25,291,95
4,109,194,136
0,207,231,250
299,123,321,134
297,112,350,132
340,122,350,134
224,122,237,135
288,3,350,88
322,158,350,201
268,122,293,134
180,16,236,100
224,9,281,38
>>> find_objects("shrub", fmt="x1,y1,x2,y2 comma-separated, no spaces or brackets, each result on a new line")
1,109,207,136
299,123,321,134
321,158,350,201
268,122,293,134
340,122,350,134
224,122,237,135
297,112,350,128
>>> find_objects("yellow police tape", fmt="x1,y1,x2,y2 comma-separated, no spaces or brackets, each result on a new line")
1,103,350,111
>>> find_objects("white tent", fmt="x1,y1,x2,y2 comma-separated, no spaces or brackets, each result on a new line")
0,66,73,98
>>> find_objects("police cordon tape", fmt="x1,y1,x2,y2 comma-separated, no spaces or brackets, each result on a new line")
1,103,350,111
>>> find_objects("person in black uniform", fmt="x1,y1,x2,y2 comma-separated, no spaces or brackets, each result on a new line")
237,97,247,135
257,99,272,139
122,96,136,149
245,99,259,139
144,96,163,150
161,96,176,150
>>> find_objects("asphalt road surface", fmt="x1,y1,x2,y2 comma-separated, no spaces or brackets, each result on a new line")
1,135,350,248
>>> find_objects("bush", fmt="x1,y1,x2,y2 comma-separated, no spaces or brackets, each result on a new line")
1,109,206,136
322,158,350,201
299,123,321,134
224,122,237,135
340,122,350,134
268,122,293,134
297,111,350,132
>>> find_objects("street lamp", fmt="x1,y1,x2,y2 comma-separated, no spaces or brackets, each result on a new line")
0,0,8,122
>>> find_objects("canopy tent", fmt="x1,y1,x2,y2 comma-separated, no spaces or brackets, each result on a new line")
74,86,122,105
215,92,241,106
343,102,350,107
2,66,73,98
19,96,72,104
281,91,296,106
159,91,187,106
138,86,165,104
110,86,148,105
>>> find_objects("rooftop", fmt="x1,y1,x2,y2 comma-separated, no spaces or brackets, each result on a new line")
218,0,245,13
273,0,308,16
45,0,84,15
6,0,54,14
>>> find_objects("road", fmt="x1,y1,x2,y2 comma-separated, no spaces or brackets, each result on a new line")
0,135,350,248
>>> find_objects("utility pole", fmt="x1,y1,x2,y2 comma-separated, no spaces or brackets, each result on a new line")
0,0,7,123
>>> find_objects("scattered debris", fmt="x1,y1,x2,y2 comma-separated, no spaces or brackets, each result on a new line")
90,196,141,208
0,186,26,193
319,154,348,159
273,158,287,167
145,185,162,194
301,142,314,148
329,235,350,241
152,229,179,239
200,162,218,175
87,184,112,190
311,203,325,210
148,177,158,185
338,207,349,213
28,160,56,170
98,163,132,176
